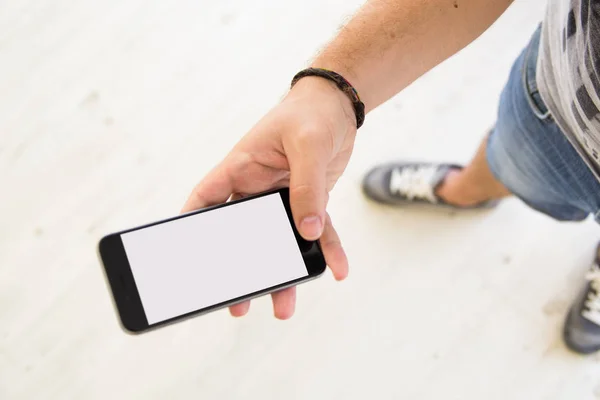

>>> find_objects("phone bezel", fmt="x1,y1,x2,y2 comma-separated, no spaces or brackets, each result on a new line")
97,188,327,333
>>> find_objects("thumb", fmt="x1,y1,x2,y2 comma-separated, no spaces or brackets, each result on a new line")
287,146,328,241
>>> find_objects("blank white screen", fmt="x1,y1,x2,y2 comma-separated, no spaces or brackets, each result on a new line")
121,193,308,324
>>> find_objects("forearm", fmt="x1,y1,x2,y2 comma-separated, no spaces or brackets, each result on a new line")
312,0,513,112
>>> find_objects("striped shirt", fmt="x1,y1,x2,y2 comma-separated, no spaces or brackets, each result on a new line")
538,0,600,180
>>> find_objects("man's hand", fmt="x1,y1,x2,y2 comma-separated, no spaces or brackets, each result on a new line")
181,77,357,319
181,0,513,318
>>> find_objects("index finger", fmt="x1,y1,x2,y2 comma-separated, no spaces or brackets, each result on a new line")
181,164,233,213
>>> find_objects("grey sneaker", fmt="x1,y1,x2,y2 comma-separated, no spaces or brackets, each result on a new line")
362,162,498,209
563,245,600,354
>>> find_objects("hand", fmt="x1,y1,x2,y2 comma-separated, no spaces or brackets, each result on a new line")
181,77,357,319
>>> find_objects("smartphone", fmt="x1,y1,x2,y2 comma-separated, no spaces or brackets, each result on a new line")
98,188,326,333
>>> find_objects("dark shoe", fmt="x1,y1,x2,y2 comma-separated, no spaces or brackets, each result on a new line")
362,162,498,209
563,244,600,354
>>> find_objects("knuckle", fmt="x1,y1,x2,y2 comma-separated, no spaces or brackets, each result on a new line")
226,151,254,174
290,183,317,202
224,152,254,186
293,126,327,149
323,239,342,251
322,233,342,248
191,181,210,204
293,129,317,148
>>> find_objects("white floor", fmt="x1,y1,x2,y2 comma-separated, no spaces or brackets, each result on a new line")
2,1,600,399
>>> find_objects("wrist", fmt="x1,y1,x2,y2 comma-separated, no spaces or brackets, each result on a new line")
311,58,364,102
288,76,357,130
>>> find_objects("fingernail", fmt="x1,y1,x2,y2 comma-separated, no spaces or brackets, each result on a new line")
300,215,323,239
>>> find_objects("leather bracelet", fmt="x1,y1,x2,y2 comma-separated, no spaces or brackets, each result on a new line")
291,68,365,129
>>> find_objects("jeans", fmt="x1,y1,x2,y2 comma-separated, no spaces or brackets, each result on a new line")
486,26,600,222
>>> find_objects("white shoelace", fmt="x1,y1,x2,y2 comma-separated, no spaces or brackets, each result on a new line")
582,263,600,326
389,166,439,203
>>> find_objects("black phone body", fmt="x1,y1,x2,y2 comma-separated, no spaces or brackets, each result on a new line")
98,188,326,333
